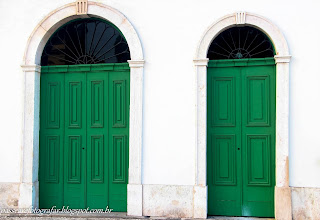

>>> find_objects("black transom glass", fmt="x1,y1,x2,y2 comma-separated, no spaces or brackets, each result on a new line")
207,26,275,60
41,18,131,66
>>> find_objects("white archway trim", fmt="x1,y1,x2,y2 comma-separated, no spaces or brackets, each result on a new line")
22,2,143,65
20,2,144,216
195,12,290,60
193,12,292,219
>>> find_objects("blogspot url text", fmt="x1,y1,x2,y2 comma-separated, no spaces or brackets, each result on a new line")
0,206,113,216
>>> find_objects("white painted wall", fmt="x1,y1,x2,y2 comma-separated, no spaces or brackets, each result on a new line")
0,0,319,187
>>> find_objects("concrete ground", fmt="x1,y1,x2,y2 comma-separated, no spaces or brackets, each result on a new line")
0,212,275,220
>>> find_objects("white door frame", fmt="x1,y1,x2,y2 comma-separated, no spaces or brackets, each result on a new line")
193,12,292,219
20,2,144,216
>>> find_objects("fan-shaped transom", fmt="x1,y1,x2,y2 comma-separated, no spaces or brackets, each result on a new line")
41,18,131,66
207,26,275,60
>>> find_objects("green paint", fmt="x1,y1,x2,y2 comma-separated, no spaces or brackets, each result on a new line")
39,63,129,211
207,58,276,217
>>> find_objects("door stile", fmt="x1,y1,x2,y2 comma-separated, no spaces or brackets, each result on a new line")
84,71,87,209
39,72,65,208
239,67,244,214
240,64,276,217
86,69,109,209
64,71,86,208
108,70,130,211
62,73,66,208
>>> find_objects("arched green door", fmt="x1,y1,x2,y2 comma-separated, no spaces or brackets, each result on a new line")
39,18,130,211
207,27,276,217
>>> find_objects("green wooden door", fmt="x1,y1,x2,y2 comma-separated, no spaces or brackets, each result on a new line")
207,58,276,217
39,63,130,211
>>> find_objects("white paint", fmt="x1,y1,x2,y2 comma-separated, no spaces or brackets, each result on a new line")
0,0,320,218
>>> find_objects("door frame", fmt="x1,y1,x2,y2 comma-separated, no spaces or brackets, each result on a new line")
193,12,292,219
20,2,144,216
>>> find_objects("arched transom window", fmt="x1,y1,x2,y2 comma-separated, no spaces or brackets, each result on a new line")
207,26,275,60
41,18,131,66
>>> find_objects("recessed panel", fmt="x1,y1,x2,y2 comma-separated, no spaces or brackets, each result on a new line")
67,136,81,183
113,80,126,128
45,136,60,183
46,82,60,129
90,81,104,128
212,135,236,185
113,135,126,183
91,135,104,183
212,77,235,127
68,82,82,128
246,135,271,186
246,76,270,126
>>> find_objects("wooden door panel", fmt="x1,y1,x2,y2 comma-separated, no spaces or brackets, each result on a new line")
67,81,83,128
112,80,127,128
87,72,109,209
66,135,82,183
212,77,236,127
207,67,242,216
39,73,64,208
212,135,236,185
64,72,86,208
89,80,104,128
209,134,241,216
108,71,129,211
244,75,270,127
89,135,104,183
112,135,126,183
44,135,60,183
245,135,271,186
45,81,61,129
241,65,275,217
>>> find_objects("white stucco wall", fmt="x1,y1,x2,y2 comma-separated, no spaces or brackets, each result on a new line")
0,0,319,189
